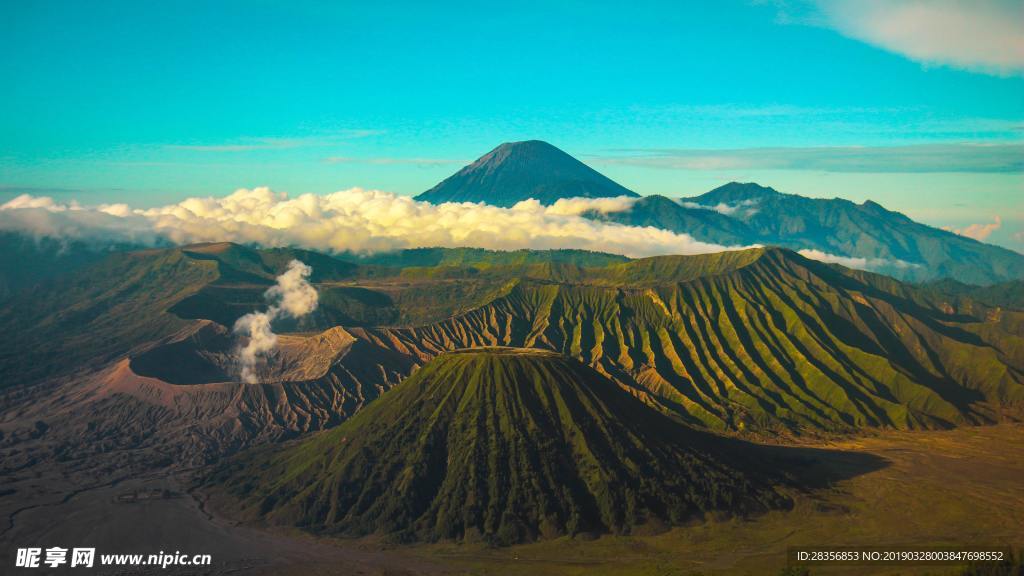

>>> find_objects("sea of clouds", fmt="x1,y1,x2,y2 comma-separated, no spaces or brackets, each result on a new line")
0,187,919,272
0,187,755,258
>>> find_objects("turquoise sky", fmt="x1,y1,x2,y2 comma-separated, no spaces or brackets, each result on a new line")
2,0,1022,250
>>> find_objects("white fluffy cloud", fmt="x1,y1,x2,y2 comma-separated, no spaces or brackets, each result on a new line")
679,199,760,217
544,195,640,216
0,188,754,258
808,0,1024,75
798,248,919,271
944,216,1002,241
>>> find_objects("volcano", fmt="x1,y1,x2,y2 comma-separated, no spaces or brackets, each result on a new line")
414,140,638,207
213,347,789,544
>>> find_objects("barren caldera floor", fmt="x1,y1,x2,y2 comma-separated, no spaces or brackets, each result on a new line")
3,425,1021,575
408,424,1024,576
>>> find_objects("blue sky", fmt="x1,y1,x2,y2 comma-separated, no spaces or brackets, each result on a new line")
2,0,1022,250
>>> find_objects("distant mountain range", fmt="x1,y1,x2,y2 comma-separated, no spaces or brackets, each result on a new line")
2,141,1020,287
416,141,1024,284
599,182,1024,284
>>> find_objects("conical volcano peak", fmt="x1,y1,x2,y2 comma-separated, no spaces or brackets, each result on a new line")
218,346,788,543
488,139,562,157
464,141,576,175
415,140,638,207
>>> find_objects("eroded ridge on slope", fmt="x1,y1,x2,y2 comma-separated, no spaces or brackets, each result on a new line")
212,348,790,544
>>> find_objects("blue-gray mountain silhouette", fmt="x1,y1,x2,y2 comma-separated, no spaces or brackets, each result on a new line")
415,140,638,207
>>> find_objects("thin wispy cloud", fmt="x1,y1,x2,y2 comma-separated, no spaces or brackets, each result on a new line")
623,104,1023,140
0,185,127,196
769,0,1024,76
168,138,310,152
167,129,384,153
588,143,1024,173
633,103,912,119
323,156,467,166
600,105,1024,173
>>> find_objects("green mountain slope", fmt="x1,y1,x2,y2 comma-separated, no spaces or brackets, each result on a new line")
0,247,219,386
211,348,788,544
0,232,140,301
0,242,632,387
0,241,375,388
5,241,1022,436
919,278,1024,311
355,246,628,269
356,248,1024,433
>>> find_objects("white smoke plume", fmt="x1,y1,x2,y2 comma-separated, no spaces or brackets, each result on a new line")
0,188,755,258
233,259,318,383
